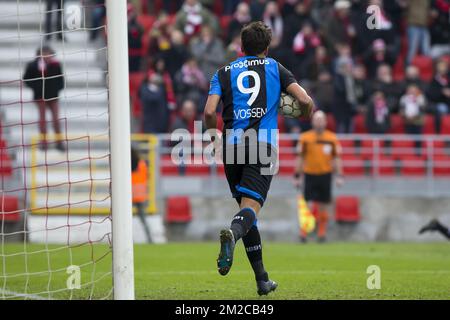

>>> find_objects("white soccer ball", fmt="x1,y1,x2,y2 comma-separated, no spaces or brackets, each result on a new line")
279,93,302,118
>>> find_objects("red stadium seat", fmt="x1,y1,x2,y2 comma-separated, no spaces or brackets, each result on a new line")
166,197,192,223
219,16,232,37
0,196,20,222
423,114,436,134
433,154,450,176
353,114,367,134
137,15,156,33
277,115,286,133
359,139,375,158
160,155,179,176
400,155,426,176
326,113,336,132
335,196,361,223
388,115,405,134
342,155,365,176
185,164,210,176
129,72,146,99
411,55,434,82
440,115,450,134
378,155,397,176
390,140,416,159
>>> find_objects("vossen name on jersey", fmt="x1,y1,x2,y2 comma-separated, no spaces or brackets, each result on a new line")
224,58,270,72
234,107,267,120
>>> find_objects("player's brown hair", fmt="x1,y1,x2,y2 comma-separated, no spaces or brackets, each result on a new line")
240,21,272,56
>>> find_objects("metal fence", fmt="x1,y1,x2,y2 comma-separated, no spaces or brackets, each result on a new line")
155,133,450,198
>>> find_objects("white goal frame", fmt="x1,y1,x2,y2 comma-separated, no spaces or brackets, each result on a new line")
106,0,135,300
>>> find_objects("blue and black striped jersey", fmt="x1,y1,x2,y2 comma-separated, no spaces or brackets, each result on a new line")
209,56,297,146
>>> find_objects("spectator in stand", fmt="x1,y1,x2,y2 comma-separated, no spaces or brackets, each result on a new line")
405,0,431,66
402,65,427,93
127,4,144,72
332,43,354,73
283,0,314,48
147,57,177,111
250,0,269,21
371,64,403,113
45,0,63,41
227,2,252,43
157,0,184,14
189,25,225,82
310,69,334,114
281,0,297,17
353,63,371,114
224,0,241,15
366,91,391,134
147,12,173,58
23,46,65,151
333,57,356,133
290,22,322,80
162,29,190,79
89,0,106,42
171,99,198,133
400,84,427,136
363,39,396,79
139,73,170,134
305,45,331,82
384,0,408,31
322,0,357,56
429,0,450,58
427,58,450,131
174,57,208,112
311,0,335,24
225,33,243,63
263,1,285,59
174,0,219,39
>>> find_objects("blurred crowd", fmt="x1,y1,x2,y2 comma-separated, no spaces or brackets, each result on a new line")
91,0,450,135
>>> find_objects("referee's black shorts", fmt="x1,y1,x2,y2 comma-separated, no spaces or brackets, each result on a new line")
223,143,277,208
303,173,332,203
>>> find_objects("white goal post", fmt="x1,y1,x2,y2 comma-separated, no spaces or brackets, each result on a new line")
106,0,135,300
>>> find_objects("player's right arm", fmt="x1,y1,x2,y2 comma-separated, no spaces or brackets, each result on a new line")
204,71,222,130
204,94,220,130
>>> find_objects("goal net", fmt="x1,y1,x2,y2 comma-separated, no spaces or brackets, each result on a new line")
0,0,133,299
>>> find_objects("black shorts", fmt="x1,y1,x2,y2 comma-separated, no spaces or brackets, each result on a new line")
223,143,276,207
304,173,332,203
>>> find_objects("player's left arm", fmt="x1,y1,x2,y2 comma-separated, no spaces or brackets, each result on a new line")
278,62,314,118
286,83,314,119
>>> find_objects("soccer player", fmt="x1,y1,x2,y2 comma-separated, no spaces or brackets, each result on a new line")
419,219,450,240
204,21,314,295
294,111,344,243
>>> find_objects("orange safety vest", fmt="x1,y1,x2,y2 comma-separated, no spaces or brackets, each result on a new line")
131,159,148,204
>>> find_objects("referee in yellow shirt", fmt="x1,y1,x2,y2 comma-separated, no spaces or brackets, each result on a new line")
294,111,344,242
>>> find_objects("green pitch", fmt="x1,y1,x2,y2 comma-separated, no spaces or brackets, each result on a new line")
1,242,449,299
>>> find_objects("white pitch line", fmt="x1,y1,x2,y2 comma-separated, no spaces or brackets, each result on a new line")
0,289,50,300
